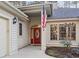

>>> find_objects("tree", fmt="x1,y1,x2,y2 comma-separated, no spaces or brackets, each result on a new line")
71,1,77,8
64,1,70,8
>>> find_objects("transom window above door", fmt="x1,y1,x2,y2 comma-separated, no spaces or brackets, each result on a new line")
50,23,76,40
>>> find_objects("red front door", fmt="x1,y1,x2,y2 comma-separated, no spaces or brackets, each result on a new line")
31,28,41,45
34,28,41,44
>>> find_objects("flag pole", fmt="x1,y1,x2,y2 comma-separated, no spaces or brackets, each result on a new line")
41,3,47,51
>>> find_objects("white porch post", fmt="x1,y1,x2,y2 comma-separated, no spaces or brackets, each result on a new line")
41,28,46,51
41,3,46,51
76,22,79,45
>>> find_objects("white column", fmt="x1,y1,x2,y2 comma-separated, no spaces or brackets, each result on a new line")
41,27,46,51
76,23,79,41
73,22,79,47
57,24,59,40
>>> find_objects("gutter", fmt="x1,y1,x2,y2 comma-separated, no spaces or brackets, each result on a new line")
17,3,52,8
0,1,29,21
18,3,52,16
47,17,79,22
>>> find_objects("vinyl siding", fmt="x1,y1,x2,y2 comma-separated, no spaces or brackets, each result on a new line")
0,8,18,55
18,20,29,49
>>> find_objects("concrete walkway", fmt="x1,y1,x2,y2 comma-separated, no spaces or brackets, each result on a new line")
5,46,53,58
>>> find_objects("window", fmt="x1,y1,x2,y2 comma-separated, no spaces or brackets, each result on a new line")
19,23,22,35
59,24,66,40
68,23,76,40
50,24,57,40
59,23,76,40
50,23,76,40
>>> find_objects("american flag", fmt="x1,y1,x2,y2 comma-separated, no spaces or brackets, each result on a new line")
41,5,47,31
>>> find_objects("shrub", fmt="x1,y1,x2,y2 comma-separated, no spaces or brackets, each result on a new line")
60,40,71,48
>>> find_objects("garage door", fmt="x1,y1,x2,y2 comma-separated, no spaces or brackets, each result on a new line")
0,17,8,57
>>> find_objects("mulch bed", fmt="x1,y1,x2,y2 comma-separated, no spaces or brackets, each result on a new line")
45,47,79,58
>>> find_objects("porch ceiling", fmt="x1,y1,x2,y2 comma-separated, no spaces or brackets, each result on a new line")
18,4,52,17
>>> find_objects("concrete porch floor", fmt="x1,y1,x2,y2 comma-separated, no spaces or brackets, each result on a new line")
5,46,53,58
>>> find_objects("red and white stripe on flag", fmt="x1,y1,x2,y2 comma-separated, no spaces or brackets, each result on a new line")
41,5,47,31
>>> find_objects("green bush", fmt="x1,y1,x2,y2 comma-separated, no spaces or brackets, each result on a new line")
61,40,72,48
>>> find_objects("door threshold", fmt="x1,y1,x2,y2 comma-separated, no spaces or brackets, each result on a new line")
31,44,41,46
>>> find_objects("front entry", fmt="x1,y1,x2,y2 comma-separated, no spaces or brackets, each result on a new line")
31,27,41,45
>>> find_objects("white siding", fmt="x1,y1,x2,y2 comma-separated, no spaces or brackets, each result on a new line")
11,21,18,54
18,20,29,49
0,8,18,55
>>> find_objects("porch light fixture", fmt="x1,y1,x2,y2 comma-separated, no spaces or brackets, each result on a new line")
13,17,17,24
